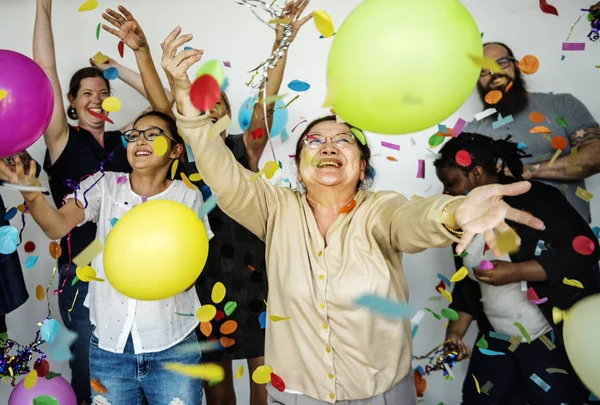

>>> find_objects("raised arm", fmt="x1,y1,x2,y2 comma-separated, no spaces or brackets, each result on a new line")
243,0,313,170
33,0,69,160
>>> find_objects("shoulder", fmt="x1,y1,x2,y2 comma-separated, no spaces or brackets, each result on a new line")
168,180,201,207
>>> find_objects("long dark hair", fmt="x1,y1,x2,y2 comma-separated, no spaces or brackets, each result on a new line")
67,67,111,120
434,132,531,181
294,115,374,189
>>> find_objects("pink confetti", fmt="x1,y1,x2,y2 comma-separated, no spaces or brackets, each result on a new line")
562,42,585,51
416,159,425,179
453,118,467,137
530,297,549,305
292,120,307,132
116,175,127,185
381,141,400,151
572,235,595,255
223,61,231,67
478,260,494,270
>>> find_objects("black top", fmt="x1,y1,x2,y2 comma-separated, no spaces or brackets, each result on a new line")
43,125,131,267
450,178,600,342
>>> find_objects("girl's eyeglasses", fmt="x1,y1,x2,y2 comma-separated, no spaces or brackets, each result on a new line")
122,127,177,143
302,133,356,149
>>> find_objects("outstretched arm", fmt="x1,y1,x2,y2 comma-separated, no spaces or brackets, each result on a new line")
33,0,69,163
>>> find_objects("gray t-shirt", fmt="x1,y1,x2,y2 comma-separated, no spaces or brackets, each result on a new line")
464,92,597,223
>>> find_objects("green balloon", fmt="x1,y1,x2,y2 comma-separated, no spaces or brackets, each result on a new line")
326,0,482,135
195,59,225,87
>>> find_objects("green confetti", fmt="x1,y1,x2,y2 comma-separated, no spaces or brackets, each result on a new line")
33,395,59,405
45,371,61,380
476,335,488,349
71,276,79,286
96,23,101,40
556,117,568,128
350,128,366,145
513,322,532,343
0,332,8,348
454,251,468,258
224,301,238,316
425,307,442,320
428,133,445,148
441,308,459,321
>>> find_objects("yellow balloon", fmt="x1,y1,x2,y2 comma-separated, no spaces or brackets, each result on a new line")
553,294,600,397
103,200,209,300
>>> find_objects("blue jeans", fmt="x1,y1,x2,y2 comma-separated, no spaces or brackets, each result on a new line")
89,331,203,405
58,263,92,405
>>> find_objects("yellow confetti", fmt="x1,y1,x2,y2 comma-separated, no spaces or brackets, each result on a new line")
24,369,38,390
236,365,244,379
313,10,335,38
508,335,521,352
164,363,224,382
548,149,561,167
472,374,481,394
250,161,279,182
76,265,105,282
467,54,503,74
195,304,217,322
410,195,425,200
189,173,202,182
563,277,584,289
152,136,168,156
171,160,179,180
566,165,582,173
268,315,291,322
252,365,273,384
450,266,468,283
208,115,232,139
78,0,98,12
568,145,580,164
575,187,593,202
73,239,104,268
101,96,121,113
211,282,226,304
437,287,453,303
0,89,7,102
262,94,287,105
91,51,108,65
496,228,519,255
268,18,291,24
35,285,45,301
427,209,457,229
180,172,195,190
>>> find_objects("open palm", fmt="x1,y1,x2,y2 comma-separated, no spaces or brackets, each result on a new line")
276,0,313,43
102,6,147,51
0,158,41,201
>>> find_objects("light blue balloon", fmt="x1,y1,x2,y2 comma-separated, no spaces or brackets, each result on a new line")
237,95,288,138
0,225,18,255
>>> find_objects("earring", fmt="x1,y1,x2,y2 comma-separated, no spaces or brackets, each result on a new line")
67,106,78,120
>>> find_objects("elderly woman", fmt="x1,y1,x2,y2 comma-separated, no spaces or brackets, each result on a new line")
162,32,544,405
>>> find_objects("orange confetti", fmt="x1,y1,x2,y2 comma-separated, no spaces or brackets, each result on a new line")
505,81,514,92
220,320,238,335
529,126,552,134
180,172,195,190
551,136,568,150
199,322,212,337
519,55,539,75
220,337,236,348
529,112,545,124
386,156,398,162
248,265,257,272
49,241,62,260
484,90,503,105
339,199,356,214
35,285,45,301
90,378,107,394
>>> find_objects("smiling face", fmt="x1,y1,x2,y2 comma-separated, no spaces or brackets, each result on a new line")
478,44,517,91
68,77,110,129
297,121,366,192
125,115,183,173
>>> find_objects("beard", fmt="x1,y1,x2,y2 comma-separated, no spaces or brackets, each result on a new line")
477,71,528,117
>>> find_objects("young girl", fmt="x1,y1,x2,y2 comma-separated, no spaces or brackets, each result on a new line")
434,133,599,405
0,111,212,405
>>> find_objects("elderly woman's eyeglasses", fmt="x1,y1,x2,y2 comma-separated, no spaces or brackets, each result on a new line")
303,133,356,149
480,56,516,77
122,127,177,143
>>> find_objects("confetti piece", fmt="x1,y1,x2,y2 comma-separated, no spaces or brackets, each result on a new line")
48,241,62,260
562,42,585,51
513,322,532,343
40,319,61,344
441,308,458,321
427,209,456,228
313,10,335,38
556,117,568,128
169,160,179,180
268,315,292,322
189,173,201,182
24,369,38,389
479,348,505,356
548,149,561,167
475,108,497,121
164,363,224,382
33,360,49,378
489,331,511,342
455,150,472,167
437,273,451,286
148,135,168,157
478,260,494,270
35,285,45,301
249,127,265,140
551,136,567,150
44,371,62,380
88,109,114,124
92,51,108,65
224,301,237,316
381,141,400,151
505,81,514,92
25,255,39,269
539,0,558,16
492,114,513,129
90,378,107,394
220,320,238,335
4,207,17,220
199,322,212,337
428,133,445,148
484,90,503,105
386,156,398,162
101,96,121,113
473,374,481,394
425,308,441,320
75,265,104,282
529,125,551,134
248,365,274,386
529,112,545,124
575,187,593,202
190,75,220,111
519,55,540,75
103,67,119,80
249,161,279,182
428,296,442,301
78,0,98,12
417,159,425,179
467,54,503,74
437,288,453,303
480,381,494,395
258,311,266,328
73,239,104,268
546,368,569,375
351,128,366,145
476,335,488,349
572,235,595,255
0,226,18,254
287,80,311,92
196,305,217,322
450,266,468,283
95,22,101,40
497,228,519,255
117,40,125,58
530,373,551,392
563,277,584,288
453,118,467,136
236,366,244,379
46,327,77,362
539,335,556,351
270,371,286,392
0,89,7,102
268,17,291,24
211,282,226,304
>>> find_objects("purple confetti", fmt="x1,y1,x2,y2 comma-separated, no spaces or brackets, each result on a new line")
117,176,127,185
381,141,400,151
416,160,425,179
478,260,494,270
562,42,585,51
453,118,467,137
530,297,549,305
223,61,231,68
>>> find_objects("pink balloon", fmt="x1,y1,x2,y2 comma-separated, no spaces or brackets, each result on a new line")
8,375,76,405
0,50,54,158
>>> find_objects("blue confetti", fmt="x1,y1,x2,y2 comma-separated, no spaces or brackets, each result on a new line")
437,273,452,286
438,124,447,133
46,327,77,362
220,77,229,93
353,294,411,319
479,347,505,356
0,225,18,255
200,185,212,201
110,217,118,227
415,366,425,376
550,330,555,345
592,226,600,238
24,256,39,269
590,393,599,401
198,194,218,218
184,46,193,51
489,331,511,342
4,207,17,221
40,319,61,343
278,161,283,169
287,79,311,92
103,67,119,80
366,166,376,179
319,33,336,38
561,55,566,61
412,325,419,338
121,135,128,149
517,142,528,150
493,114,514,129
185,143,195,163
258,311,266,329
530,373,551,392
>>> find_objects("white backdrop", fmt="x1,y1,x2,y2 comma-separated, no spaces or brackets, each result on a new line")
1,0,599,404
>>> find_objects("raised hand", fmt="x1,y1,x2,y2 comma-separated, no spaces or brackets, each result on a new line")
591,1,600,11
89,56,118,72
160,26,203,101
101,6,148,51
0,157,42,202
276,0,313,43
454,181,545,257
